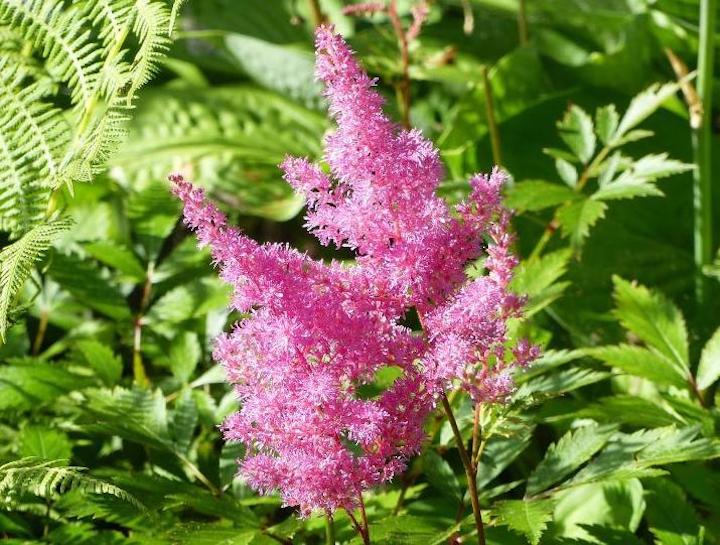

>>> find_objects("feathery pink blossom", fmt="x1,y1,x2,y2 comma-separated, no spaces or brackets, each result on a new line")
171,25,535,517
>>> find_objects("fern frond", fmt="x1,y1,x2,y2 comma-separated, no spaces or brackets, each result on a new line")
62,98,133,183
168,0,187,34
0,457,143,509
0,0,103,106
82,0,134,49
0,62,70,187
0,217,72,339
127,0,171,103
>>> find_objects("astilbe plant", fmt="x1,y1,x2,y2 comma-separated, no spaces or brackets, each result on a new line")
171,25,536,543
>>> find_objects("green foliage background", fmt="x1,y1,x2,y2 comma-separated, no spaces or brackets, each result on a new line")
1,0,719,544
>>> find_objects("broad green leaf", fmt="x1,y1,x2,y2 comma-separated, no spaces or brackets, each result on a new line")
18,426,72,460
552,480,645,541
84,241,146,281
612,276,689,375
0,360,93,412
75,340,123,386
168,331,202,383
224,35,319,107
577,396,681,428
556,198,608,248
558,105,596,163
170,388,198,455
505,180,577,212
645,478,702,545
48,253,131,320
696,326,720,390
527,422,618,495
421,450,462,501
0,218,73,340
595,104,619,145
585,344,688,388
477,424,534,489
494,498,555,545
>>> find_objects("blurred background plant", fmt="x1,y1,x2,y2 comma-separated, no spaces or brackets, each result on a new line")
0,0,719,544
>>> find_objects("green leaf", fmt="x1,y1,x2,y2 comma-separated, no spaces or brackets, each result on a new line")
558,104,596,163
645,478,702,545
48,252,131,320
556,157,579,187
223,35,319,107
526,423,618,495
613,80,684,142
75,340,123,386
83,241,146,281
585,344,688,388
557,198,607,248
18,426,72,460
505,180,577,212
593,153,692,201
421,450,462,501
696,326,720,390
0,359,93,412
170,388,198,455
167,331,202,383
511,249,572,315
595,104,619,145
0,218,72,339
494,498,555,545
612,276,689,375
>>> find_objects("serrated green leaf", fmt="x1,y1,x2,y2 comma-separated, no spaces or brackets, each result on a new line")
495,498,555,545
527,423,618,495
558,105,596,163
505,180,577,212
595,104,619,145
421,450,462,501
613,81,683,142
48,253,131,320
556,157,579,187
696,326,720,390
75,340,123,386
170,388,198,455
511,249,572,315
612,276,689,375
168,331,201,383
585,344,688,388
18,426,72,460
645,478,702,545
557,198,607,248
84,241,146,281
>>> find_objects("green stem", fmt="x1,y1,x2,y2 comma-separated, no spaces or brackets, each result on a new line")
307,0,325,27
325,514,336,545
693,0,716,308
517,0,528,45
441,395,487,545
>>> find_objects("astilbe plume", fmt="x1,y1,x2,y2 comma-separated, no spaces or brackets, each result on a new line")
171,25,536,517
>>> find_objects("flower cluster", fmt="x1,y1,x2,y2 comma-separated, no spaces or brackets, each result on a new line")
171,25,536,517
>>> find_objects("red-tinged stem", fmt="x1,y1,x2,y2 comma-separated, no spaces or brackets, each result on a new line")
442,394,486,545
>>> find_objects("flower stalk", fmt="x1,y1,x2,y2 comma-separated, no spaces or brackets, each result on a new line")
693,0,717,308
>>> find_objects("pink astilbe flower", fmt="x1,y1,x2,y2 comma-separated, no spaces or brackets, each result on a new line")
171,25,536,517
